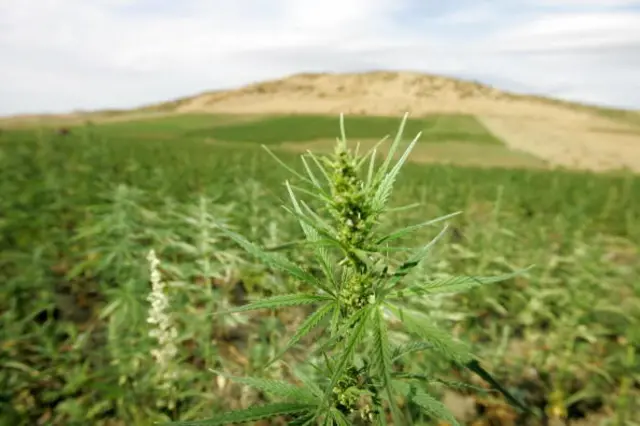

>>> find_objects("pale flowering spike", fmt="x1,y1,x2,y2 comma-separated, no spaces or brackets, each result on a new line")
216,375,227,390
146,249,179,390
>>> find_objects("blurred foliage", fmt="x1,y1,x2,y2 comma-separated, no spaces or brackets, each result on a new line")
0,116,638,425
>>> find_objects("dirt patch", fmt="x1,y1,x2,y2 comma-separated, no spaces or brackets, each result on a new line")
478,115,640,173
443,391,477,422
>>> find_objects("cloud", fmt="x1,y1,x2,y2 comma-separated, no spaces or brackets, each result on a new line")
1,0,639,115
493,12,640,51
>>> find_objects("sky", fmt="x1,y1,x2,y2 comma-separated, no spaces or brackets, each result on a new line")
1,0,639,115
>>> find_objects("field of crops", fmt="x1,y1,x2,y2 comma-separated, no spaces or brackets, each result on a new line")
0,113,638,426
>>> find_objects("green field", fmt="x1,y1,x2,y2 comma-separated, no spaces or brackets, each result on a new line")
183,114,503,145
2,113,503,145
0,114,638,425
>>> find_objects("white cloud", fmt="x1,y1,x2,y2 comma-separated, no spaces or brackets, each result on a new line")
1,0,639,114
494,12,640,51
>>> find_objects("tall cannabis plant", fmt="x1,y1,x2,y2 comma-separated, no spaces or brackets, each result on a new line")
166,113,530,426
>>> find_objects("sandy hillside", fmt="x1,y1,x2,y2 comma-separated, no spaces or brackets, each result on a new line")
169,71,640,173
4,71,640,172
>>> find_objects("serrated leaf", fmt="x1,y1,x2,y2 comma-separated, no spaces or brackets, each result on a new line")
313,306,367,356
339,113,347,142
390,372,431,381
392,373,488,395
355,135,387,173
392,380,460,426
327,307,372,393
328,407,351,426
371,128,421,212
366,143,379,188
222,293,333,315
162,402,315,425
263,239,308,252
395,268,531,297
321,351,335,376
285,181,336,289
288,412,317,426
220,227,319,285
371,307,403,425
263,145,313,185
391,341,435,362
382,225,450,294
299,199,337,236
386,203,421,213
386,303,472,364
375,212,462,245
300,155,328,194
329,302,342,334
286,182,333,204
304,150,332,188
370,308,392,385
209,372,318,403
290,364,324,398
264,301,335,368
373,112,409,183
280,202,335,241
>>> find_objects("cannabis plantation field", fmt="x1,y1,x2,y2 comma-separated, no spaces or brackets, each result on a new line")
0,114,638,425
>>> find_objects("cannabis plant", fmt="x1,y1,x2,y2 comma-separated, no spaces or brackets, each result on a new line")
166,113,530,426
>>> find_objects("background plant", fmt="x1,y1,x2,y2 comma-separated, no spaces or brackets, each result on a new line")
163,114,535,425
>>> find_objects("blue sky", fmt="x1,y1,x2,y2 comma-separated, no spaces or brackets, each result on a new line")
1,0,639,115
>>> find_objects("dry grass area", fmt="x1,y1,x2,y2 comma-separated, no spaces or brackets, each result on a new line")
3,71,640,172
478,115,640,172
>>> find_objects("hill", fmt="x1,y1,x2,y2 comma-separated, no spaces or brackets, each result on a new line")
3,71,640,172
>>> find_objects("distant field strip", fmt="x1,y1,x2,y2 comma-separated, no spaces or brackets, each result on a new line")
183,114,504,145
89,113,265,138
1,113,504,146
0,113,264,139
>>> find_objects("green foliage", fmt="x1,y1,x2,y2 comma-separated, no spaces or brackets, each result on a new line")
169,114,530,425
0,113,638,425
166,402,319,426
